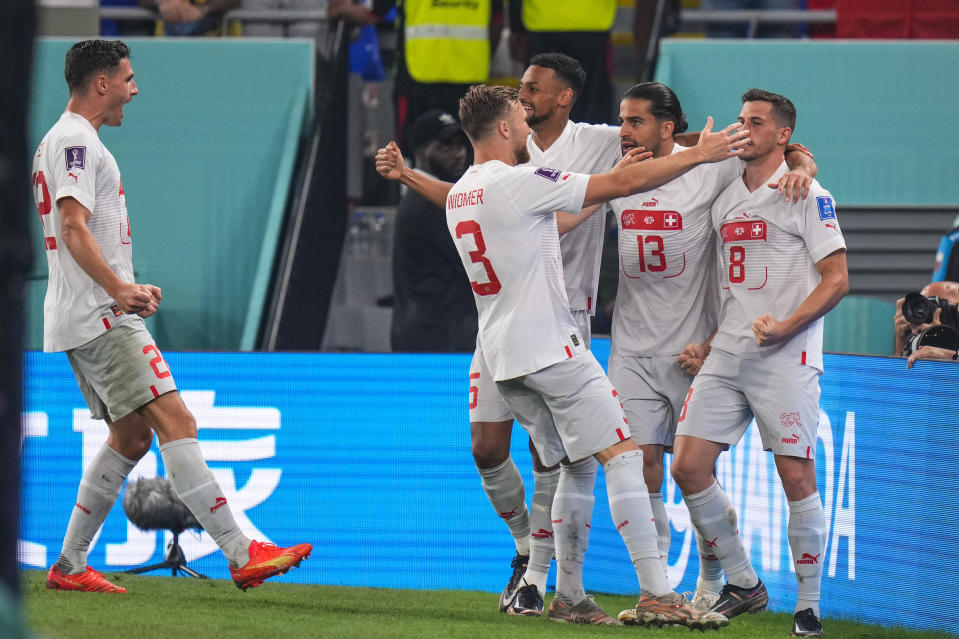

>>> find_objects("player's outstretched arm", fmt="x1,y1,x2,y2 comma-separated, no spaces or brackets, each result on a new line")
752,248,849,346
583,117,750,207
375,141,453,208
554,149,648,234
60,197,160,317
768,144,818,202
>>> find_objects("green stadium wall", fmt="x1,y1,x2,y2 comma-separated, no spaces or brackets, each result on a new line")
656,40,959,206
26,38,313,350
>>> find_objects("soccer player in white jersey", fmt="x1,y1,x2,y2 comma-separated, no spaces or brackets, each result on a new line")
669,89,848,638
606,82,817,614
431,83,749,628
377,53,626,617
32,40,311,593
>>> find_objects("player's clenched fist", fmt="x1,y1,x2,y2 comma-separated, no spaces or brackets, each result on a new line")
752,314,787,346
375,141,406,181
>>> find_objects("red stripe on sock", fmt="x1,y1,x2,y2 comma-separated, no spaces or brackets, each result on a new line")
616,427,625,441
565,346,572,358
149,384,159,398
102,318,111,330
801,350,807,365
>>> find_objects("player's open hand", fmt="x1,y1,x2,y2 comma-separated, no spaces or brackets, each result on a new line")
695,116,750,163
677,342,710,376
612,147,651,172
375,141,406,181
752,314,788,346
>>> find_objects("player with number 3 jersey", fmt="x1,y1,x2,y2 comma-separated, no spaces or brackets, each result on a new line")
435,83,747,629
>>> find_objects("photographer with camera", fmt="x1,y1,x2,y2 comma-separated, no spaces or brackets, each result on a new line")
894,281,959,367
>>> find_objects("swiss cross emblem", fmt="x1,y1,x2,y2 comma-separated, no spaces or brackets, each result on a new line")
665,214,678,228
735,227,745,236
752,223,763,237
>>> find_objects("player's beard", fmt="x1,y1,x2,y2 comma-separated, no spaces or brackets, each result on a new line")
514,144,531,165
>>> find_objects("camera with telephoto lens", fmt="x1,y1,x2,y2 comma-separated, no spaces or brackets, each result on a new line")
901,292,959,328
901,291,959,356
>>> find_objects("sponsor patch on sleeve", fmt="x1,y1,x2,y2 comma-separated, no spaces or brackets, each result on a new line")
534,167,561,182
816,196,836,220
65,146,86,170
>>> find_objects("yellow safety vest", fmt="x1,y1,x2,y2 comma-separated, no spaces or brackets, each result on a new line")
522,0,616,32
403,0,491,84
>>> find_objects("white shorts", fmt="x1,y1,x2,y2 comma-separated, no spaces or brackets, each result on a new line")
66,319,178,422
468,310,592,424
676,348,821,459
608,352,693,450
495,351,630,467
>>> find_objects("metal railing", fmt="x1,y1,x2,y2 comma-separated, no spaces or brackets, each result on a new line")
99,6,836,39
679,9,837,38
98,6,330,36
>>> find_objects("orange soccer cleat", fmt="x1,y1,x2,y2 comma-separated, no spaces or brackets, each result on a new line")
46,565,127,593
229,540,313,591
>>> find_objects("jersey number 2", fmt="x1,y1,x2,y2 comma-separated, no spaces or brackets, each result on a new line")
455,220,502,296
31,171,57,251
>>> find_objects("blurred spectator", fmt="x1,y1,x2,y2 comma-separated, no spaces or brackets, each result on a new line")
374,0,504,154
699,0,804,38
243,0,376,56
933,214,959,283
136,0,242,35
390,110,476,352
101,0,155,36
508,0,615,124
894,280,959,357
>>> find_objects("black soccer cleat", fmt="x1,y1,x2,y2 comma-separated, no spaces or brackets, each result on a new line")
497,554,528,612
508,583,544,616
709,580,769,619
791,608,823,637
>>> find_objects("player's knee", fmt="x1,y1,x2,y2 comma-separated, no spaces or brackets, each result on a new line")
669,458,700,491
472,444,509,469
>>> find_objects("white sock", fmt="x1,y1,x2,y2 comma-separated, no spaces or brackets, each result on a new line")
552,458,596,602
694,526,725,592
788,493,827,617
604,451,671,596
648,492,670,559
159,438,250,566
524,467,560,594
478,458,530,556
684,480,758,589
57,444,136,574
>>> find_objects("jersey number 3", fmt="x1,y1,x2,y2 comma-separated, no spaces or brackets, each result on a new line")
455,220,502,296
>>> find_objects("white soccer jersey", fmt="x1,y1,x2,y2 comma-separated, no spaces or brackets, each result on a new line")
610,148,742,356
710,161,846,372
524,121,621,315
32,111,136,352
447,161,590,381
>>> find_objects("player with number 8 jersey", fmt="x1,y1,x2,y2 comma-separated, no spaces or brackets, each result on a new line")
443,83,747,629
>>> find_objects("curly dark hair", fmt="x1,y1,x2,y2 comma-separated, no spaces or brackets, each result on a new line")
65,39,131,95
528,52,586,105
